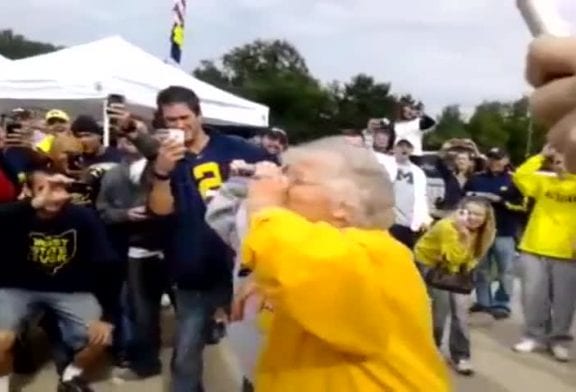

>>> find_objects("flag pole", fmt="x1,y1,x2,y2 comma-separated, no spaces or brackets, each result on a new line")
170,0,186,65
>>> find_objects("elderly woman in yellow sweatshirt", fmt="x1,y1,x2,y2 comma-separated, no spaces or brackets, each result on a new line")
233,137,450,392
415,196,495,376
511,146,576,362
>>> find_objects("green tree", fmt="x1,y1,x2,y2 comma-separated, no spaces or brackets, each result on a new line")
423,105,468,150
330,74,396,129
428,98,543,164
466,101,511,150
0,29,60,59
194,39,335,142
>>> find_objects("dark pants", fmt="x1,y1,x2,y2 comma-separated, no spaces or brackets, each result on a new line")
389,224,418,249
124,255,169,377
171,286,230,392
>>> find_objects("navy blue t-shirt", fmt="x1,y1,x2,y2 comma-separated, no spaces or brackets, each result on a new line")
167,132,272,290
464,171,523,237
1,204,117,293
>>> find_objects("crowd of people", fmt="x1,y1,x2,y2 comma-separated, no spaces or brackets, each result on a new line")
0,35,574,392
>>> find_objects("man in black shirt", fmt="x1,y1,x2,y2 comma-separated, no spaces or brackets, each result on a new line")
0,170,115,392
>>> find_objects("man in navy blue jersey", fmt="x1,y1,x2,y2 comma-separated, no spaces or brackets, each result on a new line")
147,86,271,392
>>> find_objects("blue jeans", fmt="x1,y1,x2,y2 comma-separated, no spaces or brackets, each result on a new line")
0,289,101,351
475,236,516,311
124,256,170,377
170,286,229,392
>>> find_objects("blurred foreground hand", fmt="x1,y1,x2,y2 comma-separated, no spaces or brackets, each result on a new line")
527,36,576,172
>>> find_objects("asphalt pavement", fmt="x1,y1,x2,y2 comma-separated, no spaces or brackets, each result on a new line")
17,281,576,391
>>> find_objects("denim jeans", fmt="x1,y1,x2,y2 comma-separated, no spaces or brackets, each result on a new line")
124,255,170,377
0,289,101,351
475,236,516,311
170,286,229,392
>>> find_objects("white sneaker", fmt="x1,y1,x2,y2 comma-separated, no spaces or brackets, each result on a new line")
513,339,544,353
453,359,474,376
550,344,571,362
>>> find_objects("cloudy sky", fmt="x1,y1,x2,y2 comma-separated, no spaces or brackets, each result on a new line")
0,0,575,114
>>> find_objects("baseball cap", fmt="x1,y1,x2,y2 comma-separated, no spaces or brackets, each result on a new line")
264,127,288,146
71,115,102,136
395,137,414,147
486,147,508,160
45,109,70,122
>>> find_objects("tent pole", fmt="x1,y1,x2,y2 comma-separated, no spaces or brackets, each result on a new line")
102,99,110,147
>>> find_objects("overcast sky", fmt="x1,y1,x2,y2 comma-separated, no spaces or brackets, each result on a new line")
0,0,575,114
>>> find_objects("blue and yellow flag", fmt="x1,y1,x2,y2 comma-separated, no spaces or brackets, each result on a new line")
170,0,186,63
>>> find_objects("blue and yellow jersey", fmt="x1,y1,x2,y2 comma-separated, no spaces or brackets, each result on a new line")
167,132,273,289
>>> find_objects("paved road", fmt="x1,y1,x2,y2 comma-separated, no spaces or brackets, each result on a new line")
18,283,576,391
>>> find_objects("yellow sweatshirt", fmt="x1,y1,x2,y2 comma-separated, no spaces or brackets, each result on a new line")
414,218,476,273
513,155,576,260
242,208,450,392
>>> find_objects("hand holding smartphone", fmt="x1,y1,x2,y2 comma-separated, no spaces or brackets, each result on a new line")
167,128,185,145
230,160,256,177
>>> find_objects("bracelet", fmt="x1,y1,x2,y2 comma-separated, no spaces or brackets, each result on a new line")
153,171,171,181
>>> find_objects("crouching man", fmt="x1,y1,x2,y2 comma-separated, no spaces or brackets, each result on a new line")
0,169,115,392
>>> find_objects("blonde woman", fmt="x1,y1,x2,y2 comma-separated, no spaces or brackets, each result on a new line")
232,137,450,391
415,196,495,376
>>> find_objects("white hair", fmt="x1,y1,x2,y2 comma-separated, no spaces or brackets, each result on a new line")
282,136,394,230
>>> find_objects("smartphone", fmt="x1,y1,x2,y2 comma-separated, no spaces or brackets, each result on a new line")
517,0,572,37
107,94,125,106
66,181,91,195
67,153,84,171
237,166,256,177
167,128,185,144
6,123,22,134
456,209,469,226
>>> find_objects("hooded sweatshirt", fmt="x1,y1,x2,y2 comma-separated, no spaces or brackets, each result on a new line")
513,154,576,260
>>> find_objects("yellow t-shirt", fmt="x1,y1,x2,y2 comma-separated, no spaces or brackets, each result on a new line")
513,155,576,260
242,208,451,392
415,218,477,273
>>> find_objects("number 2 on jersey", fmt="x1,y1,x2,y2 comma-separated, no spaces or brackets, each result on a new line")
193,162,223,198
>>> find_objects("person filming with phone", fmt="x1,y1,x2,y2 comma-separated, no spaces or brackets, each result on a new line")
142,86,271,392
415,196,496,376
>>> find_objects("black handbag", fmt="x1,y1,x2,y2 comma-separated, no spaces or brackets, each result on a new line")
425,265,474,294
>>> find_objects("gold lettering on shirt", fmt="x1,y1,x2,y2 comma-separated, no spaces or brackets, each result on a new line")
28,230,77,275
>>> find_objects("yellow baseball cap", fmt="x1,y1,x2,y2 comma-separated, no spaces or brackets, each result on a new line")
45,109,70,122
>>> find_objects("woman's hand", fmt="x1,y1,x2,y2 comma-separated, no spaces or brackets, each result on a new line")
527,36,576,172
231,278,262,322
247,162,287,216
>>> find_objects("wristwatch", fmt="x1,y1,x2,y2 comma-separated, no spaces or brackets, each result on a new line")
153,171,171,181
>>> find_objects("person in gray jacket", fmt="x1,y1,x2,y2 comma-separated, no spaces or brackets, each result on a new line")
96,134,170,380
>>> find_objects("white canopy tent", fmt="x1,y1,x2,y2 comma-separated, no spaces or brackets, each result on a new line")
0,36,269,128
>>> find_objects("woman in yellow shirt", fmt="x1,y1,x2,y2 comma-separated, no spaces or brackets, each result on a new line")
234,137,450,392
415,196,495,376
